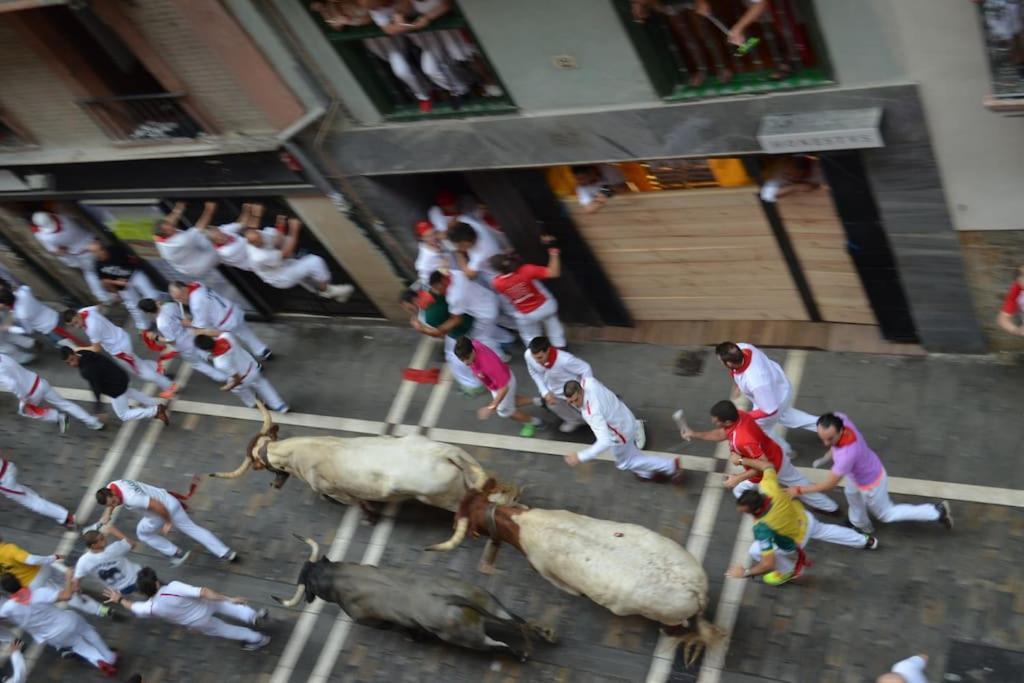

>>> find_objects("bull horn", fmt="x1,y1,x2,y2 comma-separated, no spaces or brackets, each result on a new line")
292,532,320,562
425,517,469,553
274,584,306,608
209,457,252,479
256,399,273,435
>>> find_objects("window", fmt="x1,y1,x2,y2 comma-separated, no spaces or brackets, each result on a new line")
976,0,1024,107
308,1,514,121
614,0,832,100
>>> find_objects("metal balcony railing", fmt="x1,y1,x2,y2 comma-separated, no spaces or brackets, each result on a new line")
615,0,832,100
977,0,1024,99
77,92,205,142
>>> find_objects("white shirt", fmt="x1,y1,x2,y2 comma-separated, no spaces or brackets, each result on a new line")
187,283,241,331
108,479,175,515
731,343,792,418
446,270,498,321
889,655,929,683
3,647,25,683
12,285,58,334
427,205,452,235
575,165,624,207
0,354,41,399
129,580,212,626
209,333,257,382
577,376,637,462
155,228,219,279
0,587,78,644
31,214,94,256
80,306,132,356
525,347,593,399
73,540,141,592
415,243,452,285
459,216,502,281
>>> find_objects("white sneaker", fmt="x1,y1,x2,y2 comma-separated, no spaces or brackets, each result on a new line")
633,420,647,449
243,635,271,651
253,607,270,627
483,84,504,97
88,421,105,431
558,421,583,434
169,550,191,568
57,412,69,434
322,284,354,302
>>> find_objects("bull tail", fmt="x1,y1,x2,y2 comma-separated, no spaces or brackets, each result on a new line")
441,593,536,660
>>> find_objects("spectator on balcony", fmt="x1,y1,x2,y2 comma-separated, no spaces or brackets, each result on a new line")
571,165,627,214
997,265,1024,336
153,202,220,282
243,218,355,302
490,243,567,350
759,155,822,203
89,241,163,332
29,211,113,305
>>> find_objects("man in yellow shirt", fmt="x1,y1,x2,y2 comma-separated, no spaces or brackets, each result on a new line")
0,537,108,617
725,458,877,586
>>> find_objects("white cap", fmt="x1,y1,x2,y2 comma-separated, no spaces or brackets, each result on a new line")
31,212,56,232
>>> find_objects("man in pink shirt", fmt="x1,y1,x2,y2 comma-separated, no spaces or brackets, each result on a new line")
454,336,542,437
786,412,952,535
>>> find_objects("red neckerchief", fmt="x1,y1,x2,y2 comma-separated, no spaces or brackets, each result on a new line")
542,347,558,369
79,309,90,326
12,587,32,605
729,349,753,376
835,428,857,447
108,483,124,504
187,282,202,295
211,337,232,357
154,232,170,243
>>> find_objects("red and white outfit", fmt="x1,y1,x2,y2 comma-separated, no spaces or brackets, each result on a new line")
245,241,330,290
729,343,817,456
107,479,232,560
30,212,113,304
577,377,674,478
129,580,264,645
154,227,220,280
0,586,116,671
524,347,592,430
185,282,268,358
78,306,172,391
493,263,566,348
1001,279,1023,320
207,333,287,411
154,302,227,383
10,285,64,338
0,353,102,429
0,458,70,525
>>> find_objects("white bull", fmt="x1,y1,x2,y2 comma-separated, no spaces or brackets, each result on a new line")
427,490,723,665
210,401,516,514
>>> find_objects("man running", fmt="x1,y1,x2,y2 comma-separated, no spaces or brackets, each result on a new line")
715,341,817,457
727,458,877,586
104,567,269,651
0,456,77,528
95,479,237,566
152,201,221,281
0,284,78,347
0,574,117,676
29,211,112,304
490,246,566,349
62,348,168,425
137,298,227,383
682,400,838,513
89,241,162,331
0,352,103,432
524,336,592,433
193,333,289,413
243,217,354,302
72,525,143,598
0,536,107,617
168,281,270,361
62,306,177,398
454,336,542,437
563,378,682,482
787,412,952,534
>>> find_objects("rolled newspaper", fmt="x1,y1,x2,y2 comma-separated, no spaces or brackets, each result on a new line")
672,409,691,434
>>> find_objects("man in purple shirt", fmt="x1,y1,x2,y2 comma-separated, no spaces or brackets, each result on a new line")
454,336,542,437
785,412,952,535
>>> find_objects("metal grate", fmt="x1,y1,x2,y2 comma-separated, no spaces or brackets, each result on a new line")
76,92,204,142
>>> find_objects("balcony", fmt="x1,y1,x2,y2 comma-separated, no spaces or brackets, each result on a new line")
309,4,515,121
76,92,206,142
977,0,1024,111
615,0,832,100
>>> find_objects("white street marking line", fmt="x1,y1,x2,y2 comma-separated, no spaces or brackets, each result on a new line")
384,336,436,428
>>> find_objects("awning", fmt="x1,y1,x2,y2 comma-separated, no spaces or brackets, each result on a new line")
757,108,884,154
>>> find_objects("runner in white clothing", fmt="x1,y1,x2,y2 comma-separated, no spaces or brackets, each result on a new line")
137,299,227,383
563,377,682,481
433,269,514,355
62,306,176,397
153,201,221,280
89,241,162,331
95,479,237,565
105,568,270,650
193,333,288,412
0,353,103,431
0,537,108,617
0,457,76,528
1,639,26,683
716,341,817,457
242,217,354,301
29,211,113,304
0,577,118,676
448,218,505,285
414,220,454,285
525,336,592,433
73,525,142,596
168,281,270,361
0,285,77,346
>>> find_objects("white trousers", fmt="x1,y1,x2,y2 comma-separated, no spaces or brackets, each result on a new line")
257,254,330,290
414,33,470,96
755,391,818,456
469,317,515,357
49,617,115,667
845,472,939,533
747,510,867,575
231,370,286,411
513,297,566,348
19,380,102,429
177,346,228,383
444,336,483,390
111,388,159,422
0,461,68,524
189,602,262,644
30,564,103,617
491,374,519,418
385,46,430,100
223,322,269,358
611,439,677,479
733,456,838,512
118,271,161,331
60,252,115,304
113,353,172,391
547,397,583,426
135,497,230,559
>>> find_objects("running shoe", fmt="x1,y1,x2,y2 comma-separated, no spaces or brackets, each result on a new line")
169,549,191,568
937,501,953,530
242,635,271,651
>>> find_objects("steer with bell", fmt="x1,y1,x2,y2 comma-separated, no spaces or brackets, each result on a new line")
428,491,723,665
275,534,557,660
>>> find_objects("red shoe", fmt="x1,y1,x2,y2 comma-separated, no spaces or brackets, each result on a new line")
418,98,433,113
62,513,76,530
98,660,118,677
158,383,179,399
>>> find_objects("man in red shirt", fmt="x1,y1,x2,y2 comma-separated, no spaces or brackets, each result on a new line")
683,400,837,512
996,265,1024,337
490,244,566,348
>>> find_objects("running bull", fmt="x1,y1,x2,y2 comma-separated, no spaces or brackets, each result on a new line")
210,401,517,515
275,534,557,660
427,491,723,665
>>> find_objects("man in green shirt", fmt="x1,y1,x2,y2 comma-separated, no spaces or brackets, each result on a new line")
399,284,482,394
